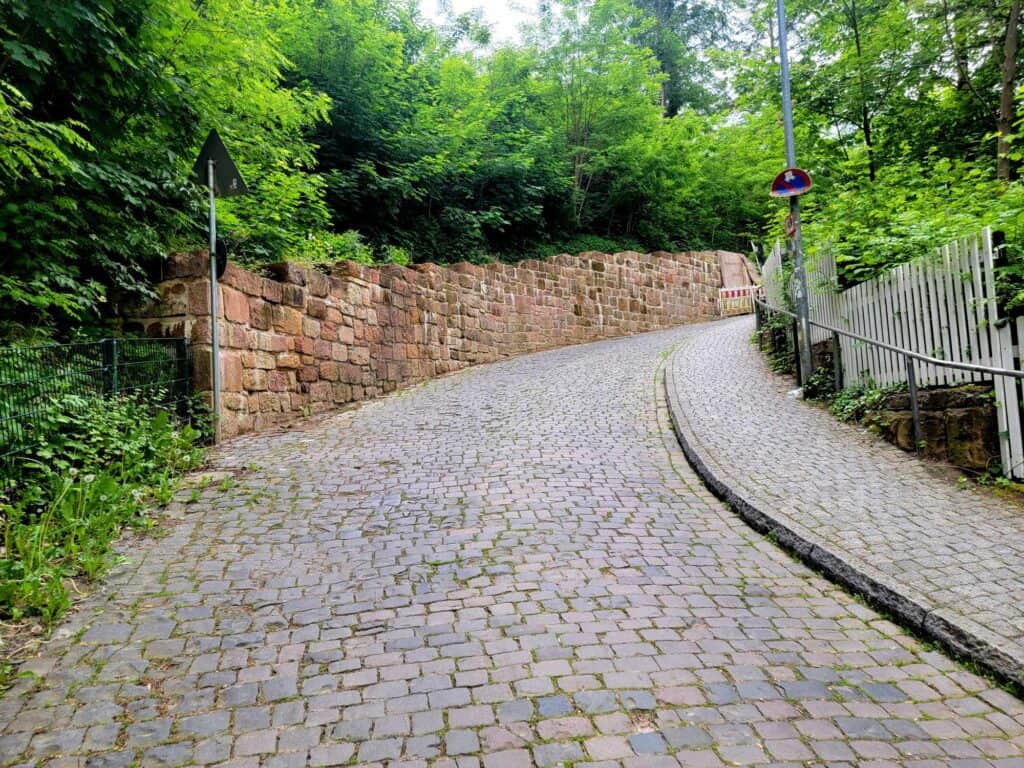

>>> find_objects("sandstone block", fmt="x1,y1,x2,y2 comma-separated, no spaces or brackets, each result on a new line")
243,369,268,392
267,262,307,286
249,298,272,331
273,305,303,336
277,352,301,369
307,270,330,297
281,284,306,308
268,370,291,392
222,352,243,392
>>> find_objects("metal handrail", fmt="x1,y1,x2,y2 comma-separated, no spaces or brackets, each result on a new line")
752,295,1022,455
753,296,1024,380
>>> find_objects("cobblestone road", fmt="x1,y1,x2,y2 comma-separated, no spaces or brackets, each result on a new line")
4,323,1024,767
669,316,1024,687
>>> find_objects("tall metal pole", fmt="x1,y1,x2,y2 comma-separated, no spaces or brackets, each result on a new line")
776,0,814,385
207,158,221,443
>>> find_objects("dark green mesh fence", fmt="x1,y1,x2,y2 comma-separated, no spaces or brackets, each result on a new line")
0,338,193,462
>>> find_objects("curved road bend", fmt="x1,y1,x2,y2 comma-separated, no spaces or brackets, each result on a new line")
2,322,1024,767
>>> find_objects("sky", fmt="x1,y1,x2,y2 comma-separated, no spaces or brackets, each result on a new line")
425,1,536,43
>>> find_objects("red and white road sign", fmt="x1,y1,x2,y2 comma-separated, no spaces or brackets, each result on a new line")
770,168,812,198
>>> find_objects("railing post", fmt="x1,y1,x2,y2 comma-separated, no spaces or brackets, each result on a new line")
792,317,802,385
101,338,119,396
832,331,843,392
175,338,191,415
905,353,922,454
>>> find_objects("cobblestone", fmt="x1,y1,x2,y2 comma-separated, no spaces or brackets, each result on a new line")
2,323,1024,766
667,316,1024,687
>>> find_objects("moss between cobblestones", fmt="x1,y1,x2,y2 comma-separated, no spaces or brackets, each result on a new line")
662,348,1024,698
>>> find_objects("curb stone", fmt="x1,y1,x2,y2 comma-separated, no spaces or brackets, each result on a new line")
663,343,1024,692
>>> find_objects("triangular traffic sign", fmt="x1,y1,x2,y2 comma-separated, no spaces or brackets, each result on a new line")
192,129,248,197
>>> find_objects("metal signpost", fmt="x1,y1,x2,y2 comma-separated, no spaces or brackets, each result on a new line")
192,130,247,442
774,0,814,386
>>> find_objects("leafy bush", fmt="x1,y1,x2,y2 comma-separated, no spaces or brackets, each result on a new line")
530,234,650,259
270,230,417,272
797,155,1024,311
380,245,412,267
0,392,203,622
754,312,797,375
830,382,901,423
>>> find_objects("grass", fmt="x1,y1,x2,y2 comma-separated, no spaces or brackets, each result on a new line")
0,393,205,625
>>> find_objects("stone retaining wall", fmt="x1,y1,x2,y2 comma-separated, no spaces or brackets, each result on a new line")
133,250,723,437
866,385,1000,471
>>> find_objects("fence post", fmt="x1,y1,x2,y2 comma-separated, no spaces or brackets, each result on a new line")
832,331,843,392
175,338,191,415
101,338,119,396
792,318,802,385
905,353,922,454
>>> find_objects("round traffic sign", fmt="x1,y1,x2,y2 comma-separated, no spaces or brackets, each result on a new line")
770,168,812,198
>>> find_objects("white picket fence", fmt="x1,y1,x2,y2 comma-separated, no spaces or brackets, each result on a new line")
762,229,1024,479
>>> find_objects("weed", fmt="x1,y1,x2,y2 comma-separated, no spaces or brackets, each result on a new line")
829,381,902,423
0,392,204,623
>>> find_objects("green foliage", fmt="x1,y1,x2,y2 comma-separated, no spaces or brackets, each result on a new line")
754,312,797,374
830,382,901,423
736,0,1024,295
265,0,763,262
0,393,203,622
804,366,837,400
4,0,1024,339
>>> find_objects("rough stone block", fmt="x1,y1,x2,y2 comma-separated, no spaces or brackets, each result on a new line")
222,352,244,392
249,298,272,331
268,262,307,286
273,306,303,336
222,286,249,324
947,407,999,471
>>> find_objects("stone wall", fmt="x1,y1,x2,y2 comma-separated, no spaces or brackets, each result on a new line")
866,385,1000,472
133,250,723,437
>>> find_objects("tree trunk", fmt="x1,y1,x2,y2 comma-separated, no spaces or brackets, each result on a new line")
998,0,1021,181
848,0,877,181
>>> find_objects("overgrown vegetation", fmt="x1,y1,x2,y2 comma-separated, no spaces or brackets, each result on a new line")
750,0,1024,298
753,312,797,375
829,382,902,423
3,0,1024,613
0,391,204,623
0,338,206,624
4,0,1024,338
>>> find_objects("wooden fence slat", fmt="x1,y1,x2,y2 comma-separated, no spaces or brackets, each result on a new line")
981,229,1022,477
959,239,982,377
925,254,949,387
878,275,897,385
905,261,925,382
883,272,901,385
890,266,909,387
969,234,993,367
864,278,880,383
916,258,937,384
942,243,966,384
844,281,859,384
852,281,869,384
